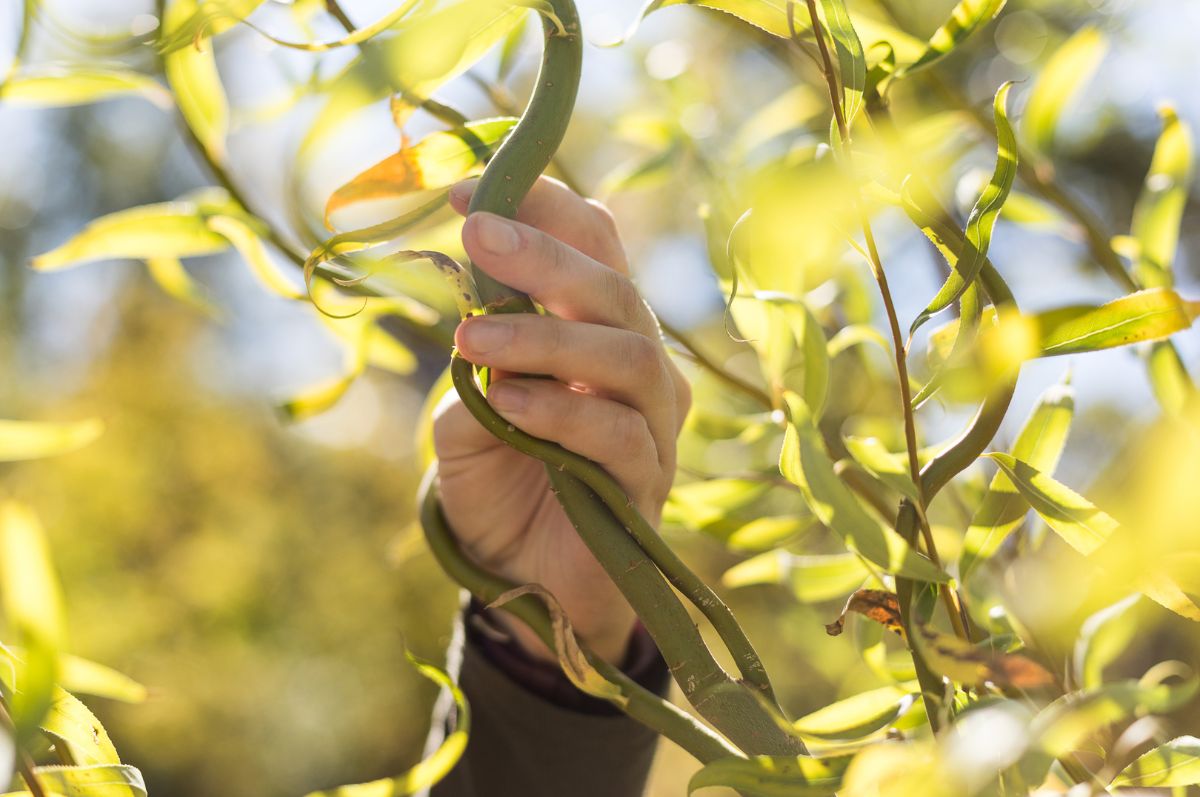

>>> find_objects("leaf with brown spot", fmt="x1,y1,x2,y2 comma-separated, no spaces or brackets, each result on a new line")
490,584,628,706
825,589,905,638
324,118,516,227
912,623,1055,690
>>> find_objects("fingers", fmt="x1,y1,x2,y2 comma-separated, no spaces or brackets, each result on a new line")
450,176,628,273
487,379,667,502
456,314,679,469
460,211,658,339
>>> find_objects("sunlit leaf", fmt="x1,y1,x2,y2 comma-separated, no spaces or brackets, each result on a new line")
145,256,220,317
1131,106,1193,289
303,650,468,797
1147,341,1193,415
205,215,305,300
1033,667,1198,759
277,373,357,422
0,419,103,462
742,298,829,418
910,82,1016,338
781,396,947,582
164,0,230,161
817,0,865,125
727,516,812,553
325,118,517,226
41,687,122,766
1073,595,1139,691
666,479,770,530
598,144,681,198
26,763,147,796
242,0,422,52
826,325,888,358
156,0,265,54
31,199,231,271
0,503,65,742
983,453,1114,556
0,66,170,108
792,685,915,740
1022,27,1107,156
960,381,1074,578
688,753,850,796
304,192,449,278
843,437,918,503
912,623,1055,689
723,551,867,603
897,0,1006,76
1111,736,1200,789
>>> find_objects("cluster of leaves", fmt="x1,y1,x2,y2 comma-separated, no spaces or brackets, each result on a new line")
4,0,1200,795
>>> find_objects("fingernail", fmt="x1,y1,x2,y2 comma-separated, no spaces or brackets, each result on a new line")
449,179,477,204
472,213,520,256
488,382,528,413
460,319,513,354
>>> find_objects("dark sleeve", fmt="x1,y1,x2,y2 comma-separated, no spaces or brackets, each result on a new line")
425,593,670,797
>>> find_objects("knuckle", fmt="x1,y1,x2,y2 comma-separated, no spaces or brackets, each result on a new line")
587,199,621,239
622,333,662,378
613,409,650,456
605,270,645,328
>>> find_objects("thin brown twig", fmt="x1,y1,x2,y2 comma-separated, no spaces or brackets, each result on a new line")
659,319,774,410
794,0,968,641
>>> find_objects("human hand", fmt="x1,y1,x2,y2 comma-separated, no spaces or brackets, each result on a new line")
432,177,691,666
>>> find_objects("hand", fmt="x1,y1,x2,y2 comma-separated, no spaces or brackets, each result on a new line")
432,177,691,666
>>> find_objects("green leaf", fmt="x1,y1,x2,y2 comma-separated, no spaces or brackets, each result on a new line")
780,396,947,582
1037,288,1200,356
277,373,358,423
1073,595,1139,691
1147,341,1193,415
1034,670,1198,759
1131,106,1194,289
898,0,1006,76
843,437,919,503
826,324,888,358
304,650,468,797
205,215,305,300
58,656,148,704
743,297,830,418
910,82,1016,338
983,453,1115,556
1111,736,1200,788
688,753,850,796
163,0,231,161
31,199,231,271
817,0,865,125
0,66,170,108
26,763,147,796
145,256,220,317
792,685,916,740
0,419,103,462
37,687,122,766
727,516,812,554
325,117,518,225
240,0,423,52
1023,27,1107,156
960,381,1074,578
723,551,868,603
156,0,265,54
0,503,65,742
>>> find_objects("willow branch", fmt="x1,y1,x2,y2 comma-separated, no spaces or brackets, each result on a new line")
659,319,773,410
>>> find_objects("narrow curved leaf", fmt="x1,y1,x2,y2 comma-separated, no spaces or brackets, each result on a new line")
910,82,1016,338
145,256,220,317
780,397,947,582
0,66,170,108
27,763,147,796
688,753,850,796
164,0,230,161
912,623,1055,689
1023,27,1107,156
31,200,231,271
723,551,867,603
792,685,916,740
57,655,148,704
1112,736,1200,789
818,0,865,124
303,650,468,797
960,381,1074,578
156,0,265,54
41,688,122,766
325,117,517,226
1131,106,1193,289
0,503,65,742
1037,288,1199,356
1073,595,1139,691
205,215,305,300
898,0,1006,76
240,0,422,52
843,437,918,502
0,419,103,462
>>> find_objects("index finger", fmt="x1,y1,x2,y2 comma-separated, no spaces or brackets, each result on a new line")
450,176,629,275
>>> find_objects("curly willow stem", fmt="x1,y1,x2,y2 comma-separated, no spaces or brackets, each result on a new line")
415,0,802,757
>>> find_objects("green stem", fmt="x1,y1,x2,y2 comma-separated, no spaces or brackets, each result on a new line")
418,467,741,764
893,501,947,733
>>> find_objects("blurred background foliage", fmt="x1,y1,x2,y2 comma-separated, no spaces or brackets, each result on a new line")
1,0,1199,794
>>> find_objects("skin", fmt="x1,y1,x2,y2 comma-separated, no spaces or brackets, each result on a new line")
433,175,692,666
